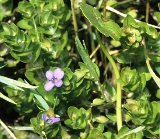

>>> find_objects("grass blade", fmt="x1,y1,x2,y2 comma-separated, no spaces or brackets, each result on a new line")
118,126,145,139
0,76,37,91
146,57,160,88
0,92,17,104
30,89,49,110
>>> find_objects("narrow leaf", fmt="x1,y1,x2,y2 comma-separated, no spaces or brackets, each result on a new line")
30,89,49,110
0,76,37,91
0,92,17,104
9,126,34,130
0,64,6,69
80,4,121,40
146,57,160,88
75,37,99,81
118,126,145,139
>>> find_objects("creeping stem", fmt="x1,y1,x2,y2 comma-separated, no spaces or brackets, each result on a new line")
95,30,122,131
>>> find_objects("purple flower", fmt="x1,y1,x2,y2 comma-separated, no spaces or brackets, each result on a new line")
42,114,60,124
44,68,64,91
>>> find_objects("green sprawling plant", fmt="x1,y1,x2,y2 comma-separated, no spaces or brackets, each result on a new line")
0,0,160,138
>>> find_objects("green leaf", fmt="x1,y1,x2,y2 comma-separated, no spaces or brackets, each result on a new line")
0,64,6,69
70,135,79,139
11,126,34,130
25,70,43,85
1,22,18,37
123,15,137,26
106,113,116,122
148,53,160,62
65,106,87,129
138,22,158,39
17,1,34,19
137,66,151,81
74,68,89,82
38,24,58,35
67,106,79,119
103,80,116,101
0,92,17,104
155,62,160,76
17,19,33,29
154,12,160,22
0,0,13,19
117,47,145,64
60,127,71,139
0,9,3,21
75,37,99,81
118,126,145,139
45,124,60,138
36,84,60,108
103,132,112,139
39,11,56,27
0,76,37,91
80,3,121,40
88,129,105,139
95,124,104,133
95,116,109,124
155,89,160,98
91,98,105,106
146,57,160,88
103,132,117,139
30,89,49,110
119,67,139,85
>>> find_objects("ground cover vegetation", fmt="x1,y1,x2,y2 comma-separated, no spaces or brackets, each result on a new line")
0,0,160,138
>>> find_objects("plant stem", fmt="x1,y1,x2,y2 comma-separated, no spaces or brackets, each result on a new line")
146,0,150,23
106,6,160,29
70,0,79,37
118,0,133,5
103,0,107,20
96,30,122,131
85,19,97,59
0,119,17,139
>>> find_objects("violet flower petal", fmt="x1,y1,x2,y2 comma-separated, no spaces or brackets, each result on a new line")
44,81,55,91
42,114,60,124
45,119,53,124
42,114,49,121
55,80,63,87
46,70,54,80
46,117,60,124
53,68,64,80
50,118,60,123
